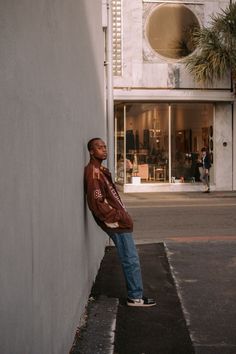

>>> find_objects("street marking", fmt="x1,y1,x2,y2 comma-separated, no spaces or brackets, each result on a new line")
166,235,236,242
127,203,236,209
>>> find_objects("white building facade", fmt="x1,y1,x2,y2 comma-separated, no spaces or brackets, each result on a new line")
112,0,236,192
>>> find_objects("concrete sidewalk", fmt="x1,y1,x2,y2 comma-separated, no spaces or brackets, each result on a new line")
166,241,236,354
70,191,236,354
70,240,236,354
70,243,194,354
120,191,236,204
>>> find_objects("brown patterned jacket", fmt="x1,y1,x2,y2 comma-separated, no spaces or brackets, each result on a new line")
84,159,133,233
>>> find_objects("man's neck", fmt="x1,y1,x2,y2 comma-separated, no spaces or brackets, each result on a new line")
90,157,103,167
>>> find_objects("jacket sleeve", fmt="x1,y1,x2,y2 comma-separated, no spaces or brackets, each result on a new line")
86,173,131,225
205,155,212,169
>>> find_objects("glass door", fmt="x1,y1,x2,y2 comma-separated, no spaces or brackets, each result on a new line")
115,103,169,183
171,103,213,183
115,104,125,184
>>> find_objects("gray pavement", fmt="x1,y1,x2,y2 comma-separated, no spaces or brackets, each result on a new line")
166,241,236,354
71,243,194,354
71,191,236,354
123,191,236,242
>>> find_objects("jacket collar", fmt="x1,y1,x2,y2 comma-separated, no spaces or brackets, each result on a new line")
89,158,109,174
89,158,102,168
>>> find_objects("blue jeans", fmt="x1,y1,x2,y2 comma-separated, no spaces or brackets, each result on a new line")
108,232,143,299
199,167,210,189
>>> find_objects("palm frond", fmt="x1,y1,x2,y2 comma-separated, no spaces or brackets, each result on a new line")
211,3,236,37
184,3,236,84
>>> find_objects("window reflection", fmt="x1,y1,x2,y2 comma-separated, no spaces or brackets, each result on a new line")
171,103,213,182
115,103,213,185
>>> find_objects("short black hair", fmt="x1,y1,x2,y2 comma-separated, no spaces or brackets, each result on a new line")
87,138,102,152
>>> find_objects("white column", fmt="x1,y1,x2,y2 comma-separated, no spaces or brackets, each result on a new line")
233,102,236,190
105,0,115,175
168,104,172,183
214,103,233,190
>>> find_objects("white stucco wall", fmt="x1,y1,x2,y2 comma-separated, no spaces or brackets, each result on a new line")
214,104,233,190
114,0,231,90
0,1,106,353
113,0,234,192
233,103,236,191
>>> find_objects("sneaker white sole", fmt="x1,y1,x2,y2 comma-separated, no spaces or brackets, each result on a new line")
127,301,156,307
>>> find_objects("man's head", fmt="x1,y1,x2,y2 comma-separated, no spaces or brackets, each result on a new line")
87,138,107,161
201,147,207,156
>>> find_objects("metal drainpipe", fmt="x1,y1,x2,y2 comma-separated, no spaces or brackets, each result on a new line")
106,0,115,176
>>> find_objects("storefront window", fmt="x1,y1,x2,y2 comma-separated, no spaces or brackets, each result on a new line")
115,104,125,184
115,103,213,185
171,103,213,182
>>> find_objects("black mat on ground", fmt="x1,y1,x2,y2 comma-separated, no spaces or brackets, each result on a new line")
91,243,194,354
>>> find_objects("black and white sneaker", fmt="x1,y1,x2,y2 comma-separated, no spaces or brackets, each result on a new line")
127,296,156,307
203,189,210,193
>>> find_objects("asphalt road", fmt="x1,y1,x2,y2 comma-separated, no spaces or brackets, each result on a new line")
122,191,236,353
121,192,236,242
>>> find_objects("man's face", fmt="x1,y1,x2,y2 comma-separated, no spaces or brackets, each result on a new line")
90,139,107,161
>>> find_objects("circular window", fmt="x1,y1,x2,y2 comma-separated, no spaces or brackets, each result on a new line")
146,4,200,60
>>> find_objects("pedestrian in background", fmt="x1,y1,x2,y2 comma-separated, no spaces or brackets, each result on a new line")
84,137,156,307
199,147,211,193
